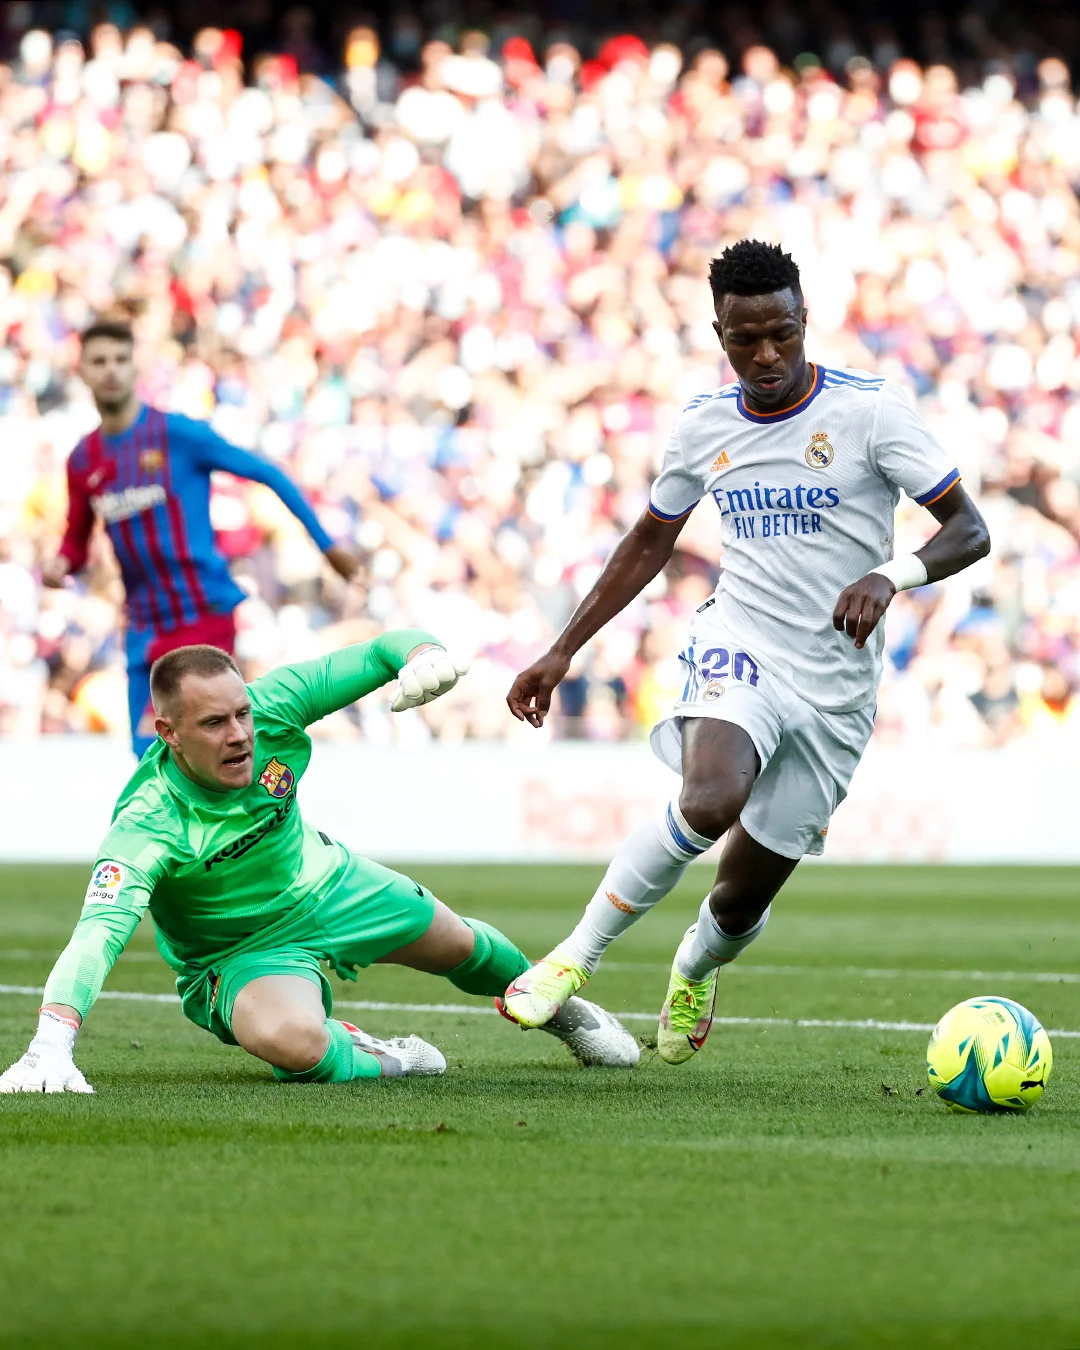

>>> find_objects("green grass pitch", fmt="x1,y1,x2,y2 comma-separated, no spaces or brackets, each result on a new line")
1,863,1078,1350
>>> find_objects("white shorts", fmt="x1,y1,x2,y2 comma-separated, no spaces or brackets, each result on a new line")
649,607,875,859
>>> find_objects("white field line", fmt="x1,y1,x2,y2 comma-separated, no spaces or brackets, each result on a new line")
4,953,1075,984
2,983,1080,1038
0,950,162,963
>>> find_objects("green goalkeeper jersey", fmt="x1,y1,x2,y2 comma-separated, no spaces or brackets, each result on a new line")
43,630,437,1017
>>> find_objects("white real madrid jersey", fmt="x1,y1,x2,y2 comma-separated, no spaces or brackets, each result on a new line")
649,365,960,713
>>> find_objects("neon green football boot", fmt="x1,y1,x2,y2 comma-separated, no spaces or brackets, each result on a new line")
657,925,718,1064
502,948,590,1029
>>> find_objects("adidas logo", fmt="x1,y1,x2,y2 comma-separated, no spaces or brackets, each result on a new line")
710,451,732,472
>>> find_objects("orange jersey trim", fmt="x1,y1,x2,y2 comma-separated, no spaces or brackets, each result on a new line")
739,364,819,418
921,476,962,506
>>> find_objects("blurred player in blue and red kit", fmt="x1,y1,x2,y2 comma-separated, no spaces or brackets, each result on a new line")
43,321,358,755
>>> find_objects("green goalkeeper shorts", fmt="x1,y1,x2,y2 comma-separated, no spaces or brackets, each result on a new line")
175,850,437,1045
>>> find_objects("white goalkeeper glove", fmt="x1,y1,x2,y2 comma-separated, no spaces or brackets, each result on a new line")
391,649,470,712
0,1009,93,1094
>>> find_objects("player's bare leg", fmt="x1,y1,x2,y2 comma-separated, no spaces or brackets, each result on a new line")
380,900,638,1067
232,975,331,1072
232,974,446,1081
658,721,798,1062
659,823,798,1062
650,723,783,1058
374,900,477,972
675,717,760,846
504,718,757,1032
697,822,799,939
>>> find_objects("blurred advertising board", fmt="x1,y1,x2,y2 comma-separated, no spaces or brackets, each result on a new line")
0,737,1074,865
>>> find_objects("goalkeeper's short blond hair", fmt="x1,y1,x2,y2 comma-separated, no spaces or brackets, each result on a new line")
150,645,241,715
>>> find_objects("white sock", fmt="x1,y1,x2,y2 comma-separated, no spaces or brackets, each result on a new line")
676,898,772,982
559,801,716,973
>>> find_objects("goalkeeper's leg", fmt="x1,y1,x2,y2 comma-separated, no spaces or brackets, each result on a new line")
376,903,528,993
230,975,444,1081
380,904,639,1067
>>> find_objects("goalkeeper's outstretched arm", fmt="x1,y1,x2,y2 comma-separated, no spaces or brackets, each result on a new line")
250,628,469,728
0,873,148,1095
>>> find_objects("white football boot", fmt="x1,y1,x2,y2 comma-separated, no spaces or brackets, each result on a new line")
340,1022,447,1077
496,995,640,1068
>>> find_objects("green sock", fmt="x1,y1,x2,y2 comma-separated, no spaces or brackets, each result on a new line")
272,1019,383,1083
445,918,530,997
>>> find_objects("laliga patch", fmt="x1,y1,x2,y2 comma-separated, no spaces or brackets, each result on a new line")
701,679,726,702
85,860,126,905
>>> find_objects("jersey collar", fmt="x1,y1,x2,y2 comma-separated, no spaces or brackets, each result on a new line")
162,750,238,804
99,403,149,442
735,363,824,425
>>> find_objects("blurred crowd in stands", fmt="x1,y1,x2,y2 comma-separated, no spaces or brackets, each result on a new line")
2,2,1080,747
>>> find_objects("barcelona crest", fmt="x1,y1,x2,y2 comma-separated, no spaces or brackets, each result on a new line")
139,448,165,474
805,431,834,469
258,757,295,798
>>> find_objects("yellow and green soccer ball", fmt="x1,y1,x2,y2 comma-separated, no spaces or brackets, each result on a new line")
927,996,1053,1113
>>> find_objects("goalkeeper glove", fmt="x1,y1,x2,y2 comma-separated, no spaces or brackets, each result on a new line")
0,1009,93,1094
391,650,470,712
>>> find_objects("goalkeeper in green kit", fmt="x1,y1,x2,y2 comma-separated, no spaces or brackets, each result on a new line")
1,632,638,1092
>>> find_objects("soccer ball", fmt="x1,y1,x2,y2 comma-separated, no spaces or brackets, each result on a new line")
926,996,1053,1114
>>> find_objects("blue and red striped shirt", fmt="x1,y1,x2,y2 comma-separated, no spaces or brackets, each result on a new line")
60,405,334,630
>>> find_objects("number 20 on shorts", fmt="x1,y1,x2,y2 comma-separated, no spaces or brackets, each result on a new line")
681,646,760,701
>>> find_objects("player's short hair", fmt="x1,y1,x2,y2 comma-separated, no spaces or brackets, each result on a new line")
80,320,134,348
709,240,802,306
150,645,242,714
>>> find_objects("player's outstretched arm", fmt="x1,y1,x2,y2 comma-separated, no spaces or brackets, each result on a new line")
508,507,689,728
0,876,146,1096
0,1007,92,1095
190,427,359,580
252,629,468,727
833,484,990,650
390,646,470,712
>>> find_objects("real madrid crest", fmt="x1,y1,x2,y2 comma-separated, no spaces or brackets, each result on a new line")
805,431,834,469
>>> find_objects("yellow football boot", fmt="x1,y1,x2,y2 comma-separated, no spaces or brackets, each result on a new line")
502,949,590,1028
657,925,718,1064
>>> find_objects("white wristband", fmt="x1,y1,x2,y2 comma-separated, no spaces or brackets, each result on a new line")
35,1008,79,1053
869,554,927,593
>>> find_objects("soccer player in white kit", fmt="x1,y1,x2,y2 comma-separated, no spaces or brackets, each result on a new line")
502,240,991,1063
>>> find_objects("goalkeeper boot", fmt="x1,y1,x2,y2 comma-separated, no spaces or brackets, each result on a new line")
340,1023,447,1077
495,995,640,1068
501,949,589,1028
657,925,718,1065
